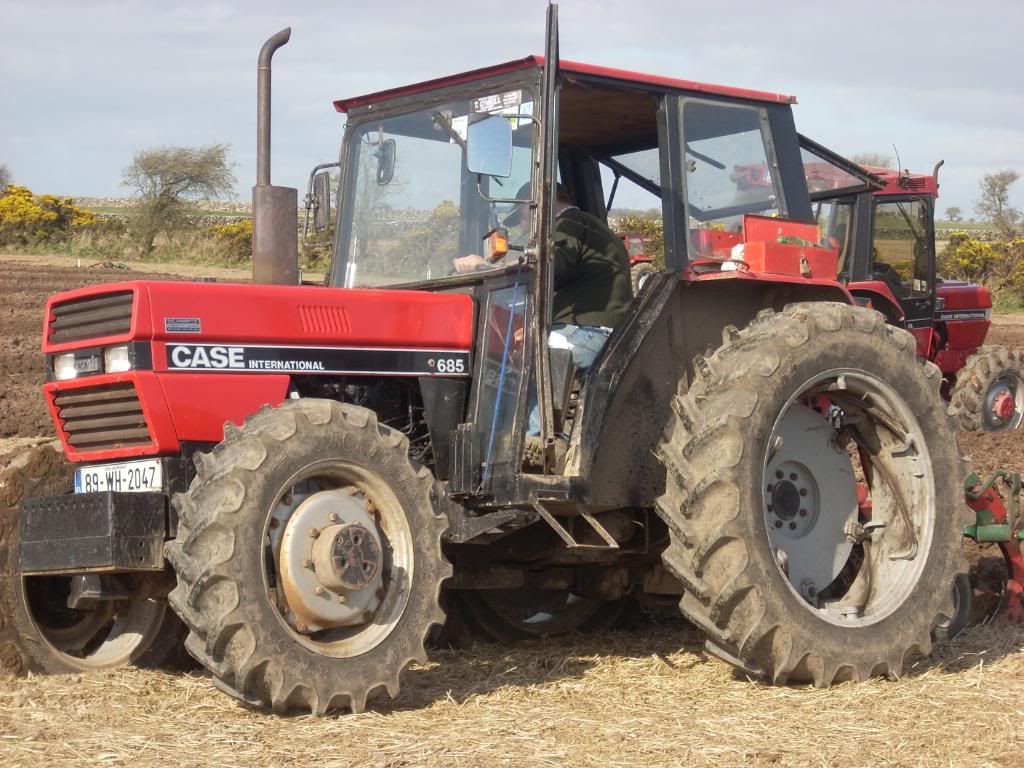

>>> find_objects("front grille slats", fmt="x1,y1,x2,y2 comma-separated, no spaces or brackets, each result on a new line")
55,382,152,452
49,292,133,344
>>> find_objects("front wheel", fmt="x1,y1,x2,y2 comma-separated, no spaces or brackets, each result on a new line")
0,442,183,675
655,303,967,686
950,345,1024,431
165,400,450,714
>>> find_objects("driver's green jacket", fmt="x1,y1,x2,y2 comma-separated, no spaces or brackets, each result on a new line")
552,209,634,328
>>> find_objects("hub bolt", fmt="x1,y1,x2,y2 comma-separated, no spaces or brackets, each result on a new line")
789,522,797,530
329,512,341,523
315,586,326,596
309,528,320,538
789,473,798,481
799,509,807,517
766,484,774,493
376,586,386,599
303,558,313,569
799,488,808,497
337,594,348,605
295,621,309,633
774,520,783,529
776,470,784,480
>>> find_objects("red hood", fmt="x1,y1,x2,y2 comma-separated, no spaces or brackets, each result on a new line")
43,280,475,354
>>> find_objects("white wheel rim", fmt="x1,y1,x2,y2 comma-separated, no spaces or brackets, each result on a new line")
763,369,935,627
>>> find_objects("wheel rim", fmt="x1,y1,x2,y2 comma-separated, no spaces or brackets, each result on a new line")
22,576,167,670
472,589,607,638
983,371,1024,431
264,459,414,658
763,369,935,627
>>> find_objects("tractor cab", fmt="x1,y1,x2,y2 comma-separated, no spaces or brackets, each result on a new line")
809,154,994,379
311,53,838,500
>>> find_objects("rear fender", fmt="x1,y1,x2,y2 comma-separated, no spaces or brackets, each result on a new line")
570,273,855,507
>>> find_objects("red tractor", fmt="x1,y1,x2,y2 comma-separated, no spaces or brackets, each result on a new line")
1,9,982,713
618,232,657,293
806,149,1024,431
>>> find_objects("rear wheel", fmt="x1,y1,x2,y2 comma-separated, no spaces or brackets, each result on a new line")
655,303,967,686
0,442,183,675
950,345,1024,431
165,400,450,714
631,262,657,294
454,589,632,641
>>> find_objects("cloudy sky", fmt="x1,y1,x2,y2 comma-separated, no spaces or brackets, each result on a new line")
3,0,1022,216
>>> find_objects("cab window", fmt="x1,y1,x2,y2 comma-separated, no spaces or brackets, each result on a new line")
872,199,932,298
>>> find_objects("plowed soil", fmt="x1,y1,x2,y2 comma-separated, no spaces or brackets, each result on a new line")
0,254,248,439
1,253,1022,768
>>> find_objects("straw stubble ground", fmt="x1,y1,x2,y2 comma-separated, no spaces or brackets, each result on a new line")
0,622,1021,768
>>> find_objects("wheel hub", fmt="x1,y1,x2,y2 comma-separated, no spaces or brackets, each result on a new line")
765,404,857,599
312,523,381,592
278,490,384,633
989,386,1017,423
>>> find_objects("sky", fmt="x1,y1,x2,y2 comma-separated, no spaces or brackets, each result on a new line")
2,0,1022,217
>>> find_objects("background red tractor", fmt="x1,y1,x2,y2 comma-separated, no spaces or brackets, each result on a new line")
809,153,1024,432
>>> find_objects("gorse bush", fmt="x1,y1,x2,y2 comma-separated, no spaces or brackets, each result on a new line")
0,185,95,245
209,218,253,264
940,231,1024,299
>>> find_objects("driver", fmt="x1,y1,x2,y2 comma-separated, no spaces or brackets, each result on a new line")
454,182,633,460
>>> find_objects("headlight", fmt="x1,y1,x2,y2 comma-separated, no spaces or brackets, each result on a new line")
104,345,132,373
54,353,78,381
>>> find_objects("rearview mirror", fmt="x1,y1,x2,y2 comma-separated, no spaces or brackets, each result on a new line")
312,171,332,231
467,115,513,178
376,139,396,185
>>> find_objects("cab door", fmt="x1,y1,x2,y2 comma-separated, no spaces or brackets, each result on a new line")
870,195,936,331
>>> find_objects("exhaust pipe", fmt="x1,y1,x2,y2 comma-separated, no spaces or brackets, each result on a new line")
252,28,299,286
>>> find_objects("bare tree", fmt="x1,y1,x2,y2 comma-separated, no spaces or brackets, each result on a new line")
851,153,894,169
122,144,236,254
975,169,1020,237
945,206,962,223
0,164,11,194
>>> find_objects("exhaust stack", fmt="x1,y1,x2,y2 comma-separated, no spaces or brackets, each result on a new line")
252,28,299,286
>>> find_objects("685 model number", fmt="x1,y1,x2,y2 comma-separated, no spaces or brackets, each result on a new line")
432,358,467,374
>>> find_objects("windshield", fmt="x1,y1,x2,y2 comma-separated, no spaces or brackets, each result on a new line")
679,99,781,256
339,91,536,287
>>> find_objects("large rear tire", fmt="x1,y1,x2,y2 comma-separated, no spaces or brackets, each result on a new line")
655,303,967,686
165,399,450,714
0,442,184,675
950,345,1024,431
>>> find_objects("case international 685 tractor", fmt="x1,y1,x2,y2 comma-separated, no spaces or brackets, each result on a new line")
6,8,1017,714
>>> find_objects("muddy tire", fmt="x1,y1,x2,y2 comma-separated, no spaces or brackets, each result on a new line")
655,303,967,686
165,399,450,714
950,345,1024,431
631,262,657,295
932,573,972,642
0,442,183,675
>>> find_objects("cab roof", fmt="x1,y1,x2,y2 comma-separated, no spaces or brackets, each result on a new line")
333,55,797,113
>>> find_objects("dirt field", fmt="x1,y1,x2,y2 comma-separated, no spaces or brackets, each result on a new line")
0,254,1022,767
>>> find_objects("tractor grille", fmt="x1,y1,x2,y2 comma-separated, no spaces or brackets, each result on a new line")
48,291,133,345
54,382,152,452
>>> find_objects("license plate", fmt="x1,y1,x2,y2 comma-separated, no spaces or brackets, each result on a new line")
74,459,163,494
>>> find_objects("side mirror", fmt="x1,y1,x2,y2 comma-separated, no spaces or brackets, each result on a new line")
312,170,332,231
467,115,513,178
376,139,396,185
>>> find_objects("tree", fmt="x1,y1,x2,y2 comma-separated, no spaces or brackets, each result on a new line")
0,164,11,194
945,206,962,223
122,144,235,255
851,153,894,169
975,169,1020,237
